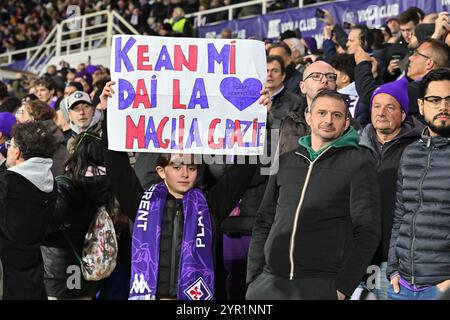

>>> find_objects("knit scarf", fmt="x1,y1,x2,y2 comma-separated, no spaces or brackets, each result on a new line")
129,183,214,300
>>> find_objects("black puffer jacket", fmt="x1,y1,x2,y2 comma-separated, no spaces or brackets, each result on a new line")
359,117,424,265
387,129,450,286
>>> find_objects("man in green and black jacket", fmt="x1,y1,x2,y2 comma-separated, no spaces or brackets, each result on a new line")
246,90,381,300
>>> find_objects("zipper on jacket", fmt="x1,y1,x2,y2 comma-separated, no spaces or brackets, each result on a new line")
289,147,333,280
169,205,180,294
411,145,433,284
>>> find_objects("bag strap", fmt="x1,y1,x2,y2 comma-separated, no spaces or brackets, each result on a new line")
61,229,84,267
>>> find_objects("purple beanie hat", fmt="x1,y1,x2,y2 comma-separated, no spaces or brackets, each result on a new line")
370,77,409,114
0,112,16,138
75,70,93,87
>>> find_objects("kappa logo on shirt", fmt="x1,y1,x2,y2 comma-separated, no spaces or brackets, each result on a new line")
130,273,151,295
184,278,212,300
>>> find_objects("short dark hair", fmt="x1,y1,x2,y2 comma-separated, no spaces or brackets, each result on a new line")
409,6,425,21
25,100,55,122
421,38,450,69
11,121,59,160
66,81,84,92
35,76,56,91
267,55,286,74
399,8,421,25
309,90,349,115
328,54,355,83
0,96,21,114
419,68,450,99
269,41,292,57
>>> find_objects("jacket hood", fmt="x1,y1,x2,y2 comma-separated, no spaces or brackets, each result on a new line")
299,126,359,160
69,109,102,135
359,115,425,150
8,157,54,192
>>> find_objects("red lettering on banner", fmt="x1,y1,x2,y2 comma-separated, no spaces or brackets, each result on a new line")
126,116,145,148
172,79,186,109
208,118,224,149
137,45,153,71
174,45,198,71
132,79,151,109
230,41,236,74
230,119,244,147
156,116,169,148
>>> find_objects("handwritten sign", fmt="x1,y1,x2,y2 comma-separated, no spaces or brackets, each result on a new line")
107,35,267,155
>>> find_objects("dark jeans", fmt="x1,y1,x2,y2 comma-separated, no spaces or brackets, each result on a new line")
246,270,338,300
387,283,443,300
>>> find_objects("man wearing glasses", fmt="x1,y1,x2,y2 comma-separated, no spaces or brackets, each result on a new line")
0,121,59,299
387,68,450,300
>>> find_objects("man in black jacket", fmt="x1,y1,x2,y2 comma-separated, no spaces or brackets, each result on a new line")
387,68,450,300
357,77,424,300
0,122,58,299
246,90,380,300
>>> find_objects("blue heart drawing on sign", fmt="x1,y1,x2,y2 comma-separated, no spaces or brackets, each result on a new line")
220,77,263,111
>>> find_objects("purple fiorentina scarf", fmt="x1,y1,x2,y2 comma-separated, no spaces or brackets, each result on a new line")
129,183,214,300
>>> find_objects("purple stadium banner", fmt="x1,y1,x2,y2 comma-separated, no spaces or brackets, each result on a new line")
197,0,444,48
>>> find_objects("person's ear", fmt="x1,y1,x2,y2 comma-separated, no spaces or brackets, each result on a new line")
305,108,312,126
345,116,350,131
401,110,407,122
156,166,166,180
13,145,21,161
300,81,306,95
341,73,350,85
418,98,424,116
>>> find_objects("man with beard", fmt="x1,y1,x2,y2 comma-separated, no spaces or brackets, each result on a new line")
387,68,450,300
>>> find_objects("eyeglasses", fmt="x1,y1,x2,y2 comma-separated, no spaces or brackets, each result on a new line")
5,141,17,149
410,49,431,60
303,72,337,82
423,95,450,108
